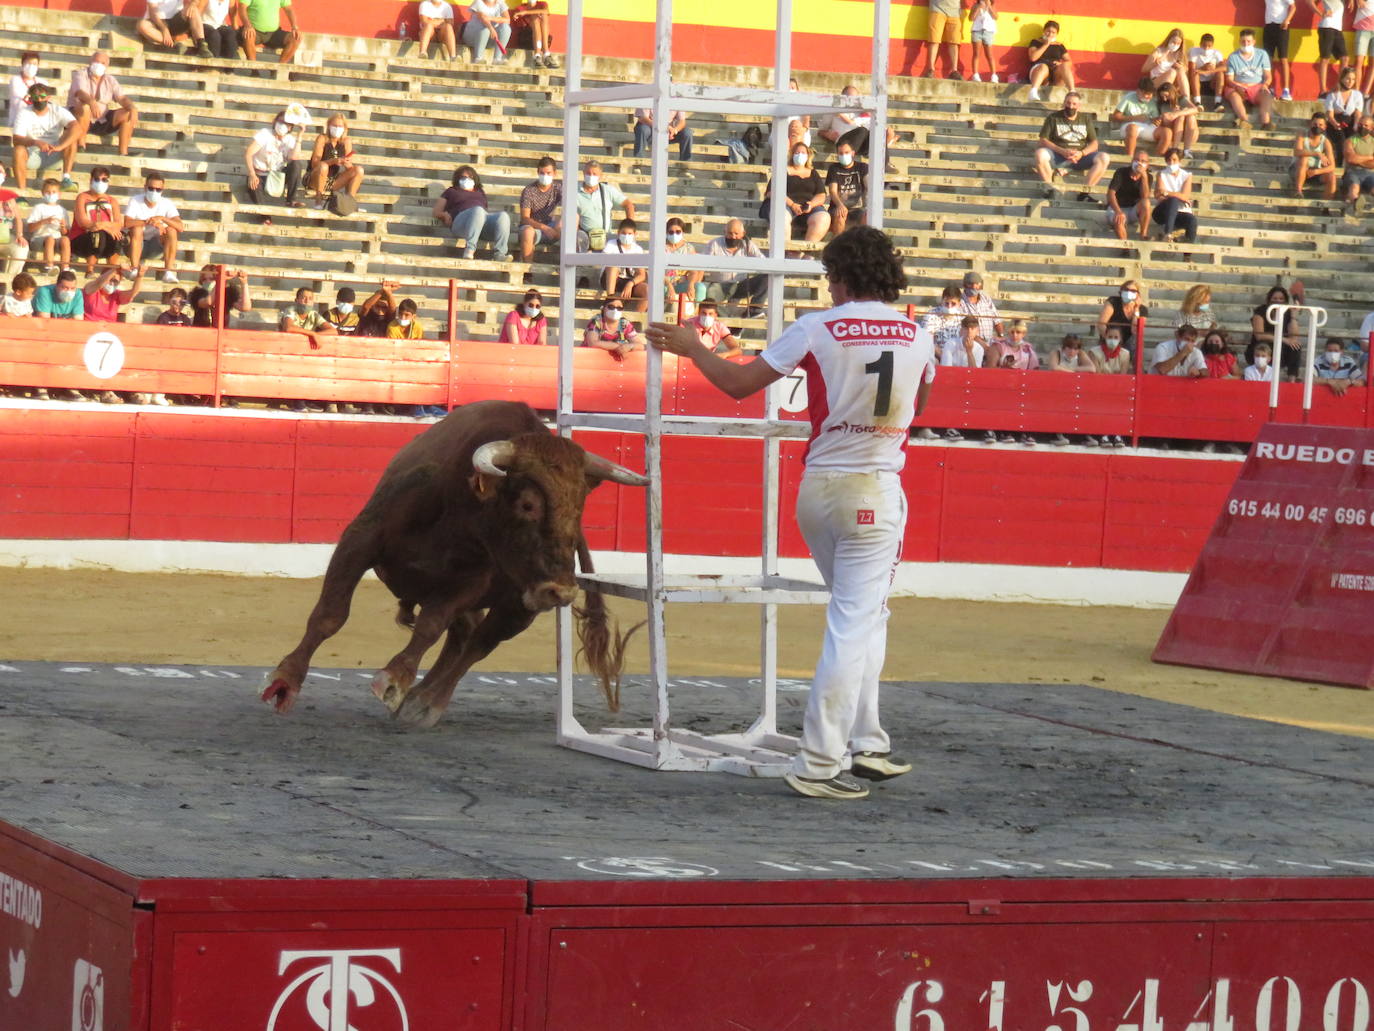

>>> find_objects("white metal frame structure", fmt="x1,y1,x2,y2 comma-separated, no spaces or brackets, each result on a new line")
552,0,892,774
1265,304,1329,416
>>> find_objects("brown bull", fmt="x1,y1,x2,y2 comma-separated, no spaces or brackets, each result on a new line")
260,400,648,728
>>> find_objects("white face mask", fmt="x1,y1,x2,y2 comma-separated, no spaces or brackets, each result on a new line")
102,281,118,294
145,189,161,203
838,152,855,167
1121,289,1137,302
1166,163,1181,174
336,302,353,315
618,233,634,248
1326,351,1343,363
328,125,344,138
199,278,214,289
1241,44,1255,55
21,62,37,77
91,180,108,195
523,303,540,317
274,121,290,136
584,173,599,188
88,62,105,78
458,177,475,191
699,313,715,328
1105,337,1122,348
398,317,413,327
538,173,553,187
666,231,682,245
1132,161,1146,172
602,307,619,319
1256,356,1270,368
791,152,807,166
57,288,75,302
42,192,58,203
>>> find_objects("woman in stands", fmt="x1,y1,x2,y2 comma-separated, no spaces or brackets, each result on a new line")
433,164,510,260
1095,278,1148,355
8,51,45,131
502,288,547,345
307,113,365,212
1249,284,1304,378
1026,20,1074,101
762,142,829,252
244,105,309,223
1293,113,1338,198
1175,284,1217,332
582,294,643,360
69,166,123,275
1150,147,1197,252
1142,29,1189,97
1322,67,1363,167
1154,82,1199,159
416,0,458,60
200,0,239,59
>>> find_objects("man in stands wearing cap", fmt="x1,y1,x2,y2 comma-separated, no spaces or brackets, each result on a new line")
956,271,1003,342
67,51,140,158
10,82,80,194
244,104,310,221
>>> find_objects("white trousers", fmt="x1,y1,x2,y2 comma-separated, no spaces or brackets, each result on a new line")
793,469,907,778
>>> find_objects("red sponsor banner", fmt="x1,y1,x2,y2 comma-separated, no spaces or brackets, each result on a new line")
1154,423,1374,688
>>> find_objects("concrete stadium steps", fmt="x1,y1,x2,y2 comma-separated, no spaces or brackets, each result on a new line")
1,3,1369,347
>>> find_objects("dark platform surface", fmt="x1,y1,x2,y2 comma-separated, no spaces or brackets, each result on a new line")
1,661,1373,883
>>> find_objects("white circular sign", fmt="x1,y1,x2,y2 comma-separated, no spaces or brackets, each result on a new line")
575,857,719,878
778,369,809,414
83,331,125,379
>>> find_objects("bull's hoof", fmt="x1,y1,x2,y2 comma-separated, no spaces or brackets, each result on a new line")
370,669,412,713
259,674,301,714
392,693,444,730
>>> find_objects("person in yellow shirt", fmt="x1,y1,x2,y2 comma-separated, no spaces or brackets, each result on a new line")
386,297,423,339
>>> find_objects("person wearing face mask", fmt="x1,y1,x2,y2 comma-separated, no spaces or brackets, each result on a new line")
67,51,139,158
325,286,360,335
386,298,425,340
1176,284,1218,333
278,285,334,343
1154,83,1199,159
69,167,123,275
919,284,964,365
662,216,703,314
122,172,183,282
1248,284,1303,374
1342,114,1374,210
957,271,1004,341
502,288,548,346
433,164,510,260
644,226,937,801
1224,28,1276,129
1245,342,1276,381
1110,78,1170,159
1027,20,1074,101
415,0,458,60
684,299,741,358
8,52,47,132
1314,336,1365,394
582,295,644,359
1033,89,1110,202
1293,116,1338,197
1095,279,1148,353
1187,34,1226,111
1088,326,1133,384
1152,324,1207,378
23,177,70,272
1105,150,1152,241
0,166,29,279
136,0,212,56
703,218,766,317
825,140,868,235
762,143,829,251
1150,148,1198,251
84,259,159,403
10,82,80,194
308,115,365,213
189,265,252,329
599,217,647,310
34,268,84,321
573,159,634,254
518,156,561,263
1142,29,1189,96
1200,329,1239,379
244,104,309,222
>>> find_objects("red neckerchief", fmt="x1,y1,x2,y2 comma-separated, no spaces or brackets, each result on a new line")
1100,340,1123,361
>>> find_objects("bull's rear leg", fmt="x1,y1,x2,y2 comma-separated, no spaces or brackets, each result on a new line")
372,607,478,714
261,530,376,713
393,599,536,729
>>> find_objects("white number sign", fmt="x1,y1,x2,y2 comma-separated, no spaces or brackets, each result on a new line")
82,332,125,379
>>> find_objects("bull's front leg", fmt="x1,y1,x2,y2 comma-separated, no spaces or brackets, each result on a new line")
371,606,479,714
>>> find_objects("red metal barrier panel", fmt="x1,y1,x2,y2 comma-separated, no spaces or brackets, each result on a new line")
1275,383,1370,429
918,369,1136,438
292,420,427,543
453,341,667,414
1154,423,1374,688
1136,376,1270,443
0,319,217,397
220,331,451,406
1103,455,1241,572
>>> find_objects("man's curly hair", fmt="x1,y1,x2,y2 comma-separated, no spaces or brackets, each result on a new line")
820,226,907,303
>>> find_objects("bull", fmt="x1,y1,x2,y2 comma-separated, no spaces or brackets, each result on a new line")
260,400,648,727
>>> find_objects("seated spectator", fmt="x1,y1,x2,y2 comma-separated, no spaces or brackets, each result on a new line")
921,284,964,363
0,162,26,278
245,105,309,222
357,280,398,336
1096,279,1148,353
632,107,692,164
136,0,211,56
35,268,83,320
574,160,634,253
583,296,643,360
325,286,359,334
24,179,71,272
11,83,79,194
123,172,182,282
67,52,139,158
786,78,812,148
969,0,998,83
1152,324,1206,376
1187,34,1226,108
1245,342,1275,380
70,167,122,274
663,216,702,315
3,271,37,317
156,286,193,325
279,285,335,340
1323,67,1364,164
820,85,899,172
503,288,547,344
703,219,765,317
685,299,741,358
308,114,365,213
9,52,45,132
1027,20,1074,101
959,271,1004,340
518,156,560,262
239,0,301,63
1294,114,1338,198
1343,113,1374,212
1224,29,1275,129
1111,79,1169,158
1315,336,1365,393
925,314,984,442
1032,89,1109,201
1142,29,1189,94
1201,328,1240,378
387,297,424,339
510,1,557,67
1049,332,1094,371
1089,327,1133,385
825,140,868,235
434,164,509,260
1151,148,1198,250
1176,284,1217,332
601,217,647,309
200,0,239,59
1105,150,1151,241
1154,83,1199,159
1249,283,1304,375
416,0,458,60
190,265,252,327
762,142,829,248
985,319,1040,373
463,0,511,64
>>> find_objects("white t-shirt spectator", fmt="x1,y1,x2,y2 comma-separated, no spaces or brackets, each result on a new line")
971,1,996,32
1318,0,1345,29
13,102,74,145
124,192,181,238
8,73,46,129
148,0,182,18
250,126,302,173
1188,46,1224,79
1,293,33,317
1244,362,1274,381
419,0,454,18
1156,166,1192,209
1325,88,1365,118
1264,0,1294,22
828,110,872,136
25,200,67,238
602,235,644,274
202,0,231,28
1152,337,1207,376
941,339,985,368
468,0,507,17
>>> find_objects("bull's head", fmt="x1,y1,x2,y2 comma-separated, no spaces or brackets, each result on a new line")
470,433,648,612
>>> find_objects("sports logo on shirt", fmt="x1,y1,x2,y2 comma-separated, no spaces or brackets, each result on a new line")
856,509,875,525
824,318,917,347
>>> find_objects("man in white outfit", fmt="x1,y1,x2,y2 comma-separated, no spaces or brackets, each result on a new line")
645,226,936,800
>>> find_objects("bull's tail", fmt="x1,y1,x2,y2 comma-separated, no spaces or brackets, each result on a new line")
572,539,643,712
395,600,418,629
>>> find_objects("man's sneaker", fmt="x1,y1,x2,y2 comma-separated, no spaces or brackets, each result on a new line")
942,427,964,441
1281,88,1292,101
1076,191,1093,203
982,430,997,444
997,432,1016,444
850,751,913,781
1083,435,1100,447
1111,434,1126,448
915,426,938,440
784,771,870,800
1183,148,1194,160
195,39,213,58
1051,433,1070,446
1019,433,1037,446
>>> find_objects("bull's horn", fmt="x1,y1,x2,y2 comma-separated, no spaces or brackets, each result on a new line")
584,451,650,487
472,440,516,477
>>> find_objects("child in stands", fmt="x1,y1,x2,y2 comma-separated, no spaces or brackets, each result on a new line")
24,178,70,271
